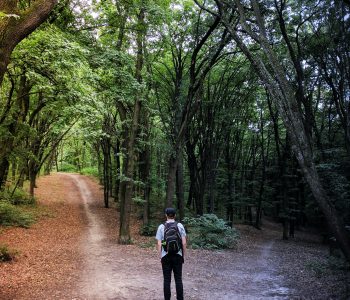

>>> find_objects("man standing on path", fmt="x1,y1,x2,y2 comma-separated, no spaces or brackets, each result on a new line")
156,208,187,300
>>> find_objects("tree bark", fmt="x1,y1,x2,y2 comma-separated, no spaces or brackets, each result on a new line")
113,141,120,201
255,108,266,230
176,151,185,221
166,154,178,207
0,0,58,86
139,118,151,226
29,166,36,197
225,137,235,225
102,137,110,208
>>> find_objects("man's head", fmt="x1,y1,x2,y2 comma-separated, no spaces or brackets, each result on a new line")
165,207,176,219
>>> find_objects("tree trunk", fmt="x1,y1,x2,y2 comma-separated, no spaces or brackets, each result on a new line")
11,160,16,182
113,141,120,202
227,170,234,225
282,219,289,240
139,120,151,226
119,7,145,244
207,155,218,214
0,159,10,188
166,154,178,207
224,133,235,225
29,170,36,197
255,105,266,229
0,1,58,86
195,187,205,216
176,151,185,221
102,138,110,208
108,146,113,197
187,182,193,209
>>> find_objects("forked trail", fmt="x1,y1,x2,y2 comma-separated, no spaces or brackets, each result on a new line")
0,173,345,299
70,173,291,300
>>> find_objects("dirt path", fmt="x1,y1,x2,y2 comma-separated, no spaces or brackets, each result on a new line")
71,175,292,300
1,173,348,299
68,174,292,299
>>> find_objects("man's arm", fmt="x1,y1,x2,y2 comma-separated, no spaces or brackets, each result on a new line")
155,224,163,260
182,236,187,257
157,239,162,259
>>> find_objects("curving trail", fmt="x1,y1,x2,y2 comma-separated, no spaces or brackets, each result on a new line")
69,174,159,300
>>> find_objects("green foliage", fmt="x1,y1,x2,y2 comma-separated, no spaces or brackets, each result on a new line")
0,187,35,206
59,162,78,173
0,201,35,228
80,167,99,178
316,157,350,223
132,196,146,206
140,221,158,237
0,244,18,262
183,214,239,250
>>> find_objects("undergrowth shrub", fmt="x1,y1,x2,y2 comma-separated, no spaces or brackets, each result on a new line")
0,244,18,262
0,201,35,228
0,187,35,205
80,167,99,178
307,257,350,277
140,221,158,236
59,162,77,172
183,214,239,250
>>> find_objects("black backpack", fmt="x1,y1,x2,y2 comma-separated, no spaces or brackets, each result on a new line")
163,222,182,254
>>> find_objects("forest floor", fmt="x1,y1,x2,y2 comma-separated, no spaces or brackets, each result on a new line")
0,173,349,300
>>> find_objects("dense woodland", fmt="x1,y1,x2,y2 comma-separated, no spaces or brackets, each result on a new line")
0,0,350,260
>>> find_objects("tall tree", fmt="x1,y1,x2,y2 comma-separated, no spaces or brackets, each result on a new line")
119,4,146,244
152,3,229,208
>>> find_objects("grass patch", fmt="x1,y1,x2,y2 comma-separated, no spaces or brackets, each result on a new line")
306,256,350,277
183,214,239,250
0,187,35,206
59,162,77,173
0,201,35,228
0,244,19,262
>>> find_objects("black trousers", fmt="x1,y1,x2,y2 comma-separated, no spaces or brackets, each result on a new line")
161,254,184,300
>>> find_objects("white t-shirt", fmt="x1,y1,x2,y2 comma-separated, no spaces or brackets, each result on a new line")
155,220,186,258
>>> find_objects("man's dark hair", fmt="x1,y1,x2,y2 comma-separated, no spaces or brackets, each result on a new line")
165,207,176,218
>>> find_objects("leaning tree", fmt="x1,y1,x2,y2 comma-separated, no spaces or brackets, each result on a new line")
195,0,350,260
